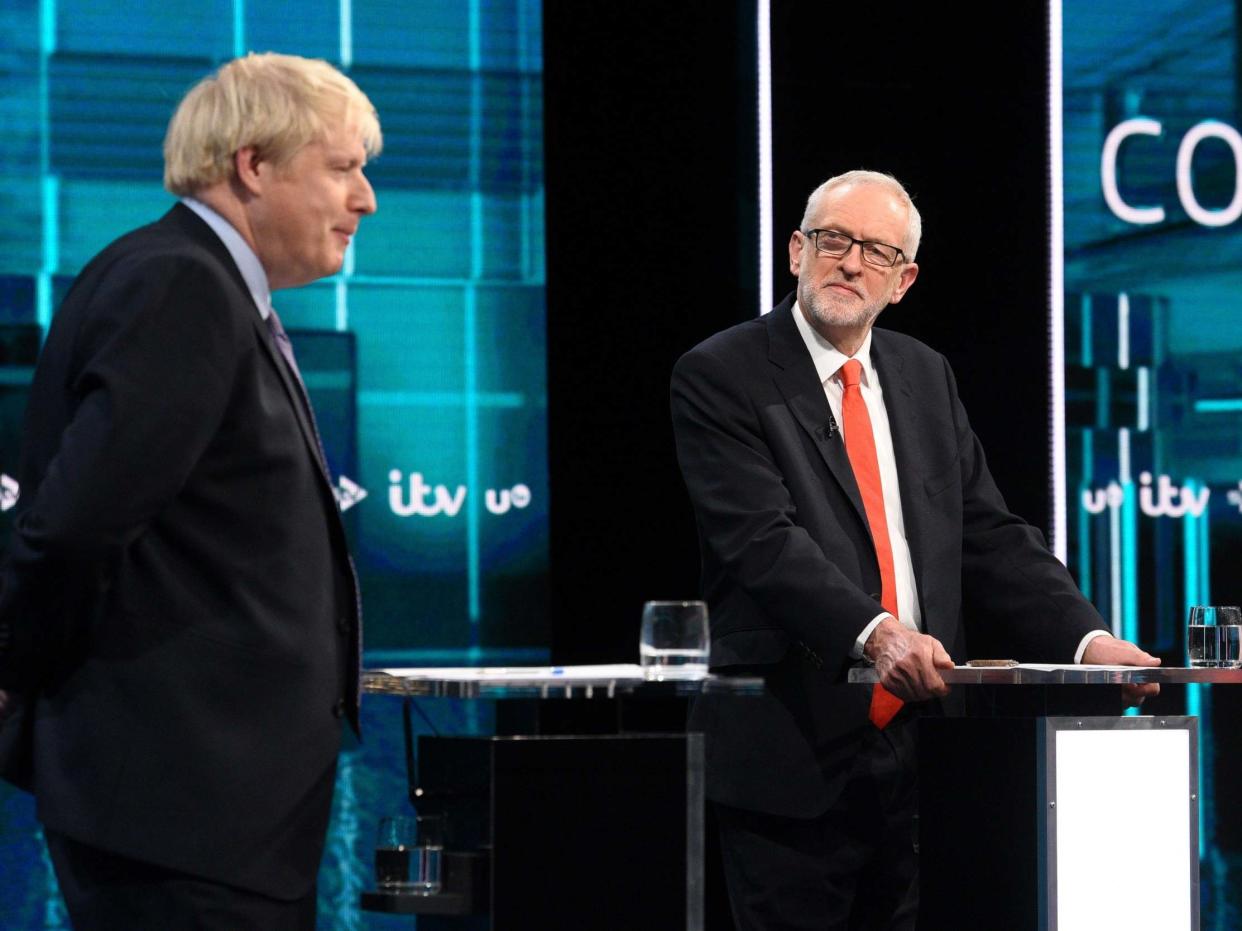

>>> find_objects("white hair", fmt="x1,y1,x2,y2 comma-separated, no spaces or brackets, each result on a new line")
800,170,921,261
164,52,382,196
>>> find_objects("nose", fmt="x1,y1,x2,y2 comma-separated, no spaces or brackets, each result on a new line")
351,172,377,215
838,241,864,275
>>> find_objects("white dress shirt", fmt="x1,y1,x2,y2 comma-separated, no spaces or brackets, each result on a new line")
792,303,920,657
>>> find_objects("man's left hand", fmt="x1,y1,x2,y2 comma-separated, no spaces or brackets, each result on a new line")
1082,636,1161,708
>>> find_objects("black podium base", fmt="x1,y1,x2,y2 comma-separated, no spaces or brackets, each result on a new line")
919,716,1040,929
404,733,704,929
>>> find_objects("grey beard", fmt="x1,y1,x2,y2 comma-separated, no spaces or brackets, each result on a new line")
799,284,887,333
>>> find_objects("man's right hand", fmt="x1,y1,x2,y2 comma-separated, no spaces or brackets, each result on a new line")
0,690,13,724
863,617,953,701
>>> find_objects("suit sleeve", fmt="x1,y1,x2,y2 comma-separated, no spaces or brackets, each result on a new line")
671,343,891,670
0,253,247,686
945,358,1107,661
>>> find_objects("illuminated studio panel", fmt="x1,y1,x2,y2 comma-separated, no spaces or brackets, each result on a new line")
1059,0,1237,651
1056,0,1242,917
0,0,548,662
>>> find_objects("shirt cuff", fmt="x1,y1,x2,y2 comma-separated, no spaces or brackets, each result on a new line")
853,612,894,661
1074,629,1112,664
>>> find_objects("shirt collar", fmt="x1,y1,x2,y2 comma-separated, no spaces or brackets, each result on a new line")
181,197,272,320
791,300,877,387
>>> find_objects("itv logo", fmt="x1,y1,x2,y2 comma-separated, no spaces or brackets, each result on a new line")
387,470,532,519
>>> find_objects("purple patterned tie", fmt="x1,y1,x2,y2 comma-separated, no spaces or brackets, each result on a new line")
265,307,330,470
265,306,300,378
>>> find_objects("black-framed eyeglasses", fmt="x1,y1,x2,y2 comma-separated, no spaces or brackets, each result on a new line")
802,229,905,268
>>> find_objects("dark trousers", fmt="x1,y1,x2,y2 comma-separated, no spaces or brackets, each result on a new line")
716,717,919,931
45,829,318,931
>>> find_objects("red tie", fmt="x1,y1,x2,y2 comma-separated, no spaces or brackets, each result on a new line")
839,359,904,729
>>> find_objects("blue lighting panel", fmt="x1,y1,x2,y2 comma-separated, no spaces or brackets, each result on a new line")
1060,0,1242,914
0,0,545,924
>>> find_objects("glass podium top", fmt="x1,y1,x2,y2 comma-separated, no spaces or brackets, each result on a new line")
362,663,765,699
364,662,1240,698
847,664,1242,685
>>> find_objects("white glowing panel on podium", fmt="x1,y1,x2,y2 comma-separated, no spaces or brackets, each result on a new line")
1043,719,1196,931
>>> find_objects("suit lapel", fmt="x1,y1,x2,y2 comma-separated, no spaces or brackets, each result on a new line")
249,312,335,487
252,317,363,715
871,333,932,624
766,299,869,532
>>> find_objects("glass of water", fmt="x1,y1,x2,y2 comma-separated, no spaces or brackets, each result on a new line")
639,600,710,679
375,815,416,892
375,814,444,895
1187,605,1242,667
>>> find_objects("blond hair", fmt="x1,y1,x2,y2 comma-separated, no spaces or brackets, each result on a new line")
801,170,922,261
164,52,382,195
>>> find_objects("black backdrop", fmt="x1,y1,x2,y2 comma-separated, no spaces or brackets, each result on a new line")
545,0,1054,666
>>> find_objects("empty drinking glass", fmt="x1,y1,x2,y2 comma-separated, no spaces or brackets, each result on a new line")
639,600,710,679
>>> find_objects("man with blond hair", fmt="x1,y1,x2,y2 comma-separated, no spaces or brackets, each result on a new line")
671,170,1157,929
0,53,379,929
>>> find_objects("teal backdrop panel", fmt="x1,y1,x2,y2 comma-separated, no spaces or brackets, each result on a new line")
0,0,545,926
1062,1,1242,925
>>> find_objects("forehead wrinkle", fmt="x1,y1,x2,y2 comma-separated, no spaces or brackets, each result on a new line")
813,196,907,249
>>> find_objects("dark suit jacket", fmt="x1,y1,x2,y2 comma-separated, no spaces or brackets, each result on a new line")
0,204,360,899
670,294,1106,818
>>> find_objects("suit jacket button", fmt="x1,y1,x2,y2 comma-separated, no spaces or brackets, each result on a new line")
332,699,346,718
337,615,350,635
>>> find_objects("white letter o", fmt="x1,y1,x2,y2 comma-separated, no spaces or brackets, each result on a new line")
1176,120,1242,227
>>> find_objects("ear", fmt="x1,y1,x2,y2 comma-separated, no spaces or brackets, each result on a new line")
233,146,266,196
788,230,805,277
888,262,919,304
